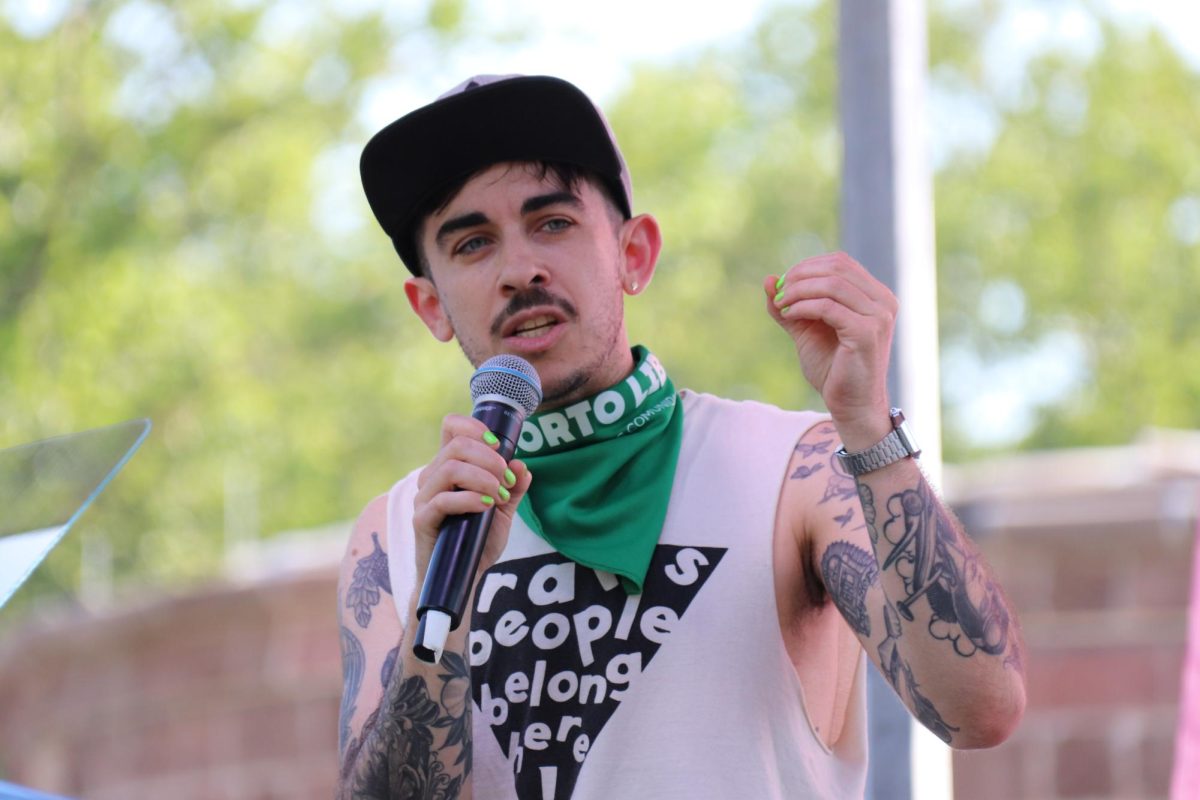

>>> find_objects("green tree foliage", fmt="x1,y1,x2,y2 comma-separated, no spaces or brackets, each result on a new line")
932,6,1200,456
611,1,840,410
613,0,1199,459
0,0,476,607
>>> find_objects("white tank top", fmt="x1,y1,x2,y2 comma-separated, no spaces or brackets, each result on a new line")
387,391,868,799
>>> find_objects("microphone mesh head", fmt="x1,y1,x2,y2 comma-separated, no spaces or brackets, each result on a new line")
470,355,543,415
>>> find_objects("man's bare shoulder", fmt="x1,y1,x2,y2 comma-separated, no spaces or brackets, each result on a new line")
340,494,389,573
336,492,405,772
772,419,840,614
338,493,396,630
776,417,846,533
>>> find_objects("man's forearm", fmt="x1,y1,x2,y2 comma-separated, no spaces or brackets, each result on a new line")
854,463,1026,747
339,620,474,800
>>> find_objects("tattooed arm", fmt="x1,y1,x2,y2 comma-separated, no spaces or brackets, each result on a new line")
336,495,475,800
782,422,1025,748
336,414,532,798
767,253,1025,748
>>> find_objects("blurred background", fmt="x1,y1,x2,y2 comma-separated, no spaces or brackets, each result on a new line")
0,0,1198,797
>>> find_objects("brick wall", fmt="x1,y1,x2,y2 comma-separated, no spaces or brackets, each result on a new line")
0,435,1196,799
0,570,343,800
948,437,1198,800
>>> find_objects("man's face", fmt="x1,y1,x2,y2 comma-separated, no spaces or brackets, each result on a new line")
409,163,633,408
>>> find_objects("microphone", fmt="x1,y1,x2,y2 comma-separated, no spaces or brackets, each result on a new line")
413,354,542,663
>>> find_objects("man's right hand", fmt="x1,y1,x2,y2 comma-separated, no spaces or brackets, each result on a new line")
336,416,531,799
411,413,533,582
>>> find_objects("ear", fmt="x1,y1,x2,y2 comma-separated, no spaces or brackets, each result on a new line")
404,276,454,342
619,213,662,295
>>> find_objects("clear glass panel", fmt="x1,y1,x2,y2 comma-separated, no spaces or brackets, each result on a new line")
0,418,150,609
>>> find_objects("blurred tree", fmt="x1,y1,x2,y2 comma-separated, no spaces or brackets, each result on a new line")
932,5,1200,457
0,0,482,609
611,0,1199,460
610,1,840,410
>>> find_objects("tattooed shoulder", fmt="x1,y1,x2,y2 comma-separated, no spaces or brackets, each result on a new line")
346,532,393,628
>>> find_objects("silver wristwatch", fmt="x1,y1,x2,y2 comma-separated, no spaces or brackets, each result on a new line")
835,408,921,476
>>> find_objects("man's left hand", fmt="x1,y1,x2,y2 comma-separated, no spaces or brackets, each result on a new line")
765,251,897,449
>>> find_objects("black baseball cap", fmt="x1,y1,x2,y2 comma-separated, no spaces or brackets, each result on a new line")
360,74,634,276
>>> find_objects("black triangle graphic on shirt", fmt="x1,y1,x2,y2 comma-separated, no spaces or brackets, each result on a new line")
469,545,726,800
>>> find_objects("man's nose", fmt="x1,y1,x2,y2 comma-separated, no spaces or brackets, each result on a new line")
498,237,550,293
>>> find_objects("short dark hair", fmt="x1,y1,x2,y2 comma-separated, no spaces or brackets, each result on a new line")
409,160,626,278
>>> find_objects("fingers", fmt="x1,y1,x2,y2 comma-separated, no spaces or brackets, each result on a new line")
766,251,897,333
768,275,877,321
423,414,511,492
413,415,529,538
772,251,897,311
438,413,491,448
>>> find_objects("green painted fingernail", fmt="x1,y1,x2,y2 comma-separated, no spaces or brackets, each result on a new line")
504,468,516,487
775,275,786,291
782,305,790,315
497,485,511,502
480,495,495,507
483,431,499,446
774,290,785,304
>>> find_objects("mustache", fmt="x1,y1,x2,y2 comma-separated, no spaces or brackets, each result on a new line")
491,286,578,337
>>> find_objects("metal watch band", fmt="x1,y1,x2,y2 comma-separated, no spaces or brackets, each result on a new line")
835,409,921,476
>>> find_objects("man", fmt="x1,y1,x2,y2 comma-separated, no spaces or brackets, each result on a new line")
336,74,1025,800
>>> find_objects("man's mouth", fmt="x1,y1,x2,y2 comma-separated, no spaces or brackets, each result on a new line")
492,288,577,340
512,315,559,338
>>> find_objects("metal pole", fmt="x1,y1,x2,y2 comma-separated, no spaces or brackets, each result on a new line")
837,1,948,798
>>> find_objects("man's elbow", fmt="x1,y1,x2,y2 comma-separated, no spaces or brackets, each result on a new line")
951,681,1027,750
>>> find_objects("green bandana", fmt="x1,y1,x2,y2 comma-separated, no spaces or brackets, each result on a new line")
515,346,683,594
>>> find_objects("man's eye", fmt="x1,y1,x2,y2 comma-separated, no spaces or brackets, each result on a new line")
542,217,572,232
455,236,488,255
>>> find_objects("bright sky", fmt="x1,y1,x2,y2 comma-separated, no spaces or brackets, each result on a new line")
6,0,1196,125
354,0,788,131
352,0,1200,130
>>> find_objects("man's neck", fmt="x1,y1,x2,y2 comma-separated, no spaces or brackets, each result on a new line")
536,338,636,412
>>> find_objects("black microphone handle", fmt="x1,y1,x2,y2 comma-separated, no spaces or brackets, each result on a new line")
413,400,525,661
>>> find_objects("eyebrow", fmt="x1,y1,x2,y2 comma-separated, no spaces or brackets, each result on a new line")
433,191,583,251
434,211,489,250
521,191,582,215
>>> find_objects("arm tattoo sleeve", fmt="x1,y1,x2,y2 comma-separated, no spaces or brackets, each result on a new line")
339,651,473,800
857,483,877,543
876,601,960,744
820,540,962,744
820,540,878,637
339,626,366,756
876,481,1011,659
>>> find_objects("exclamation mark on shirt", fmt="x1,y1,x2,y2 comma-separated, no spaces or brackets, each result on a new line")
540,765,557,799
